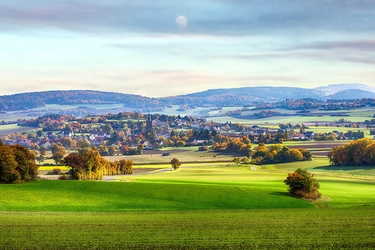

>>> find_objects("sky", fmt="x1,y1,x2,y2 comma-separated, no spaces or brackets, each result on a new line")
1,0,375,97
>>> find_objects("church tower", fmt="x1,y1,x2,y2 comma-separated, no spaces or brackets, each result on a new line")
146,114,152,133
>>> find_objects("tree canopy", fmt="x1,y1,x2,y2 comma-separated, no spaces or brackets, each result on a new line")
62,148,133,180
284,168,320,200
329,138,375,166
251,143,312,164
0,140,38,184
170,158,181,170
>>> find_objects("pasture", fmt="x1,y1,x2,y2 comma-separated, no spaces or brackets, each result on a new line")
1,158,375,249
0,124,38,135
1,208,374,249
104,147,236,164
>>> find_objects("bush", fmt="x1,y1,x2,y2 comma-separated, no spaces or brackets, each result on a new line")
52,168,61,175
58,174,72,180
284,168,321,200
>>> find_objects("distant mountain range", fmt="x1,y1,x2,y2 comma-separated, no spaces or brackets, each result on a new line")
0,83,374,112
314,83,375,96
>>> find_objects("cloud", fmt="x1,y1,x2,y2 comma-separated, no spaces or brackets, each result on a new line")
294,40,375,52
1,0,375,36
341,57,375,65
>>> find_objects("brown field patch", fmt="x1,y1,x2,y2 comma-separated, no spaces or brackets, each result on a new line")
288,141,348,150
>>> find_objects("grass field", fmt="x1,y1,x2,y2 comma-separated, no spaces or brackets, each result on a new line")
104,147,236,164
1,157,375,249
1,208,374,249
0,124,38,135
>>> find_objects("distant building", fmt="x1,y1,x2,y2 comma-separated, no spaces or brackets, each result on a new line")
146,114,153,134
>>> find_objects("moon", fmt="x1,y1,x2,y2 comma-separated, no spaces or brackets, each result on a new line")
176,16,188,28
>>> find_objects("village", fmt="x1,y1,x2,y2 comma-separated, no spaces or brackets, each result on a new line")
0,111,370,162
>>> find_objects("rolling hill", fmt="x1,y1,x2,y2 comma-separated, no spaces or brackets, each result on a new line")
314,83,375,96
1,84,375,112
327,89,375,100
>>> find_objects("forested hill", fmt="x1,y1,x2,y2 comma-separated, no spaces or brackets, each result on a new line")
164,87,324,106
0,90,164,111
327,89,375,100
1,84,375,111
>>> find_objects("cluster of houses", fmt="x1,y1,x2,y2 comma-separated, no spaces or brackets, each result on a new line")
1,130,112,150
0,116,320,151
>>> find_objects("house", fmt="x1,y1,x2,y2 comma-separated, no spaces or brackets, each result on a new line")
203,125,211,131
16,139,32,148
39,139,52,149
304,131,315,140
186,139,206,146
47,132,56,138
61,130,73,137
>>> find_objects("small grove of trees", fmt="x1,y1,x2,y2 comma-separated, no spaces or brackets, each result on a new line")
0,140,38,184
211,136,252,157
62,148,133,180
251,143,312,165
284,168,321,200
329,138,375,166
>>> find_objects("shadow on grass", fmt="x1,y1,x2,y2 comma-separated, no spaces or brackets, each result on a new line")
313,165,375,171
269,191,289,197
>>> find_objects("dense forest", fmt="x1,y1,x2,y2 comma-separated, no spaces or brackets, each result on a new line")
0,90,168,111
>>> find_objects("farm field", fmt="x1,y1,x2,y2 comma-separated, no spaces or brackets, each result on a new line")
104,147,236,164
0,124,39,135
1,107,375,249
103,140,349,165
0,208,374,249
209,105,375,128
1,158,375,249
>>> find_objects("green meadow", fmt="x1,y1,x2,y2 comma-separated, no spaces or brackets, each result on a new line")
1,208,374,249
1,158,375,249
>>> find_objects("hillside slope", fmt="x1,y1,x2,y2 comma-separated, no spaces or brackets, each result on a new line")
1,84,375,112
314,83,375,96
327,89,375,100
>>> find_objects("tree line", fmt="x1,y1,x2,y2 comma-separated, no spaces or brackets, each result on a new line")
329,138,375,166
0,139,38,183
250,143,312,164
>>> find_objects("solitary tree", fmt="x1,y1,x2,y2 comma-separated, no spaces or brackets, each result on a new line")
284,168,321,200
108,146,116,156
51,144,66,165
170,158,181,170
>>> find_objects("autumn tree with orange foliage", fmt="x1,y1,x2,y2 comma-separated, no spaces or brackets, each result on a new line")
62,148,133,180
0,139,38,184
329,138,375,166
284,168,321,200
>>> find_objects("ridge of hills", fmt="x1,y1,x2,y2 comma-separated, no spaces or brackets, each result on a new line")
0,84,374,112
313,83,375,96
327,89,375,100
